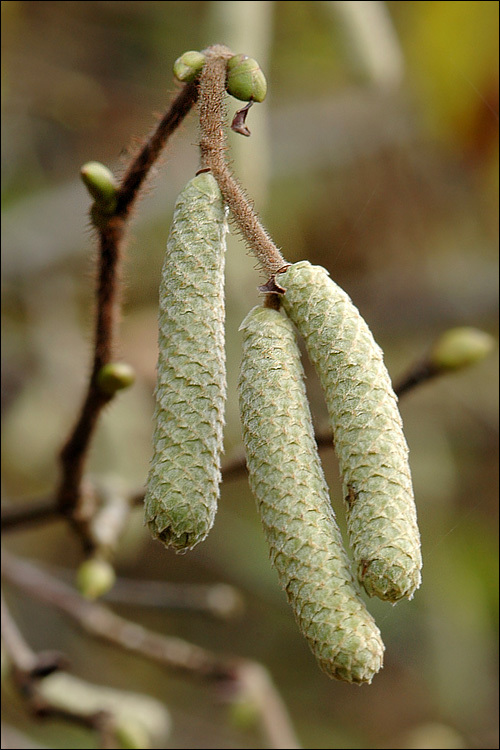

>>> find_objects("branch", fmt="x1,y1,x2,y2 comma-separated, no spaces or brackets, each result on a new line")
55,82,199,541
116,82,198,217
1,590,117,746
2,550,301,749
103,577,244,619
198,47,287,275
1,495,61,531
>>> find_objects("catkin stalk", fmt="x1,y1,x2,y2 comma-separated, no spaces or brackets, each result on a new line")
144,172,227,551
278,261,422,602
238,306,384,683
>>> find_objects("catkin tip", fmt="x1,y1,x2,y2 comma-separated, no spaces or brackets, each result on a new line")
360,558,421,602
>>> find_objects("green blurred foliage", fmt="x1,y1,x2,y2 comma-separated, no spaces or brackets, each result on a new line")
1,2,498,749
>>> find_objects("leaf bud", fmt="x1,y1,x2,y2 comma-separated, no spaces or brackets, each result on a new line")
226,54,267,103
76,557,116,600
173,50,206,82
80,161,118,212
430,327,495,372
97,363,136,395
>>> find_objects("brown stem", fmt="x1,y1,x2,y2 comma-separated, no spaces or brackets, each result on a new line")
198,49,286,275
1,495,61,531
58,219,123,531
55,83,198,541
116,81,198,217
393,359,439,397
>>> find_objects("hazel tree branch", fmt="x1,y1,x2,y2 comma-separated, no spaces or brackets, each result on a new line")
1,590,117,747
2,551,302,750
55,82,199,543
198,47,287,276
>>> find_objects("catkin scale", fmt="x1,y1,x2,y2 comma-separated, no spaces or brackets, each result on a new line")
144,173,227,551
238,306,384,683
277,261,422,602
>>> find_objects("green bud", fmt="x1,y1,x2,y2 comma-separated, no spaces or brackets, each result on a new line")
81,161,118,211
97,363,136,395
173,50,206,83
226,54,267,103
228,697,260,730
115,718,151,750
76,557,116,600
430,327,495,371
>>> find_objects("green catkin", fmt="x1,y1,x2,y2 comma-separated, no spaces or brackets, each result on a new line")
144,173,227,551
238,306,385,683
277,261,422,602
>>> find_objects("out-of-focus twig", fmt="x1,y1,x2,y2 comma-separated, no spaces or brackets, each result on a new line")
103,577,244,619
1,495,61,531
1,590,117,747
2,550,301,749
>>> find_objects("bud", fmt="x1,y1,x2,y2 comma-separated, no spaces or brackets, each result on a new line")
80,161,118,212
97,363,136,395
226,54,267,103
430,327,495,372
115,718,151,750
173,50,206,83
76,557,116,600
228,697,260,730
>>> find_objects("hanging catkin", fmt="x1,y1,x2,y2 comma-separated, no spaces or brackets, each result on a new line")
238,305,385,683
144,172,227,551
277,261,422,602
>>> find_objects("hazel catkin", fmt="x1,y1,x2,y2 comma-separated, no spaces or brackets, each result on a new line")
238,305,384,683
277,261,422,602
144,172,227,552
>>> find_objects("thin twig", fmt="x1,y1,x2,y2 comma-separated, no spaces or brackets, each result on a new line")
1,495,61,531
102,577,244,619
116,82,198,216
2,550,238,680
392,359,439,397
0,358,442,535
1,589,39,674
55,83,198,541
2,550,302,749
198,47,286,275
1,590,114,744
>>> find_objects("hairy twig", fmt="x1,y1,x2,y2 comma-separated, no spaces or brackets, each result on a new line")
55,82,198,543
2,551,301,749
198,47,286,275
116,81,198,216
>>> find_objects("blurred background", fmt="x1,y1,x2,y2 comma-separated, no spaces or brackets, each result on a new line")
1,1,498,748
